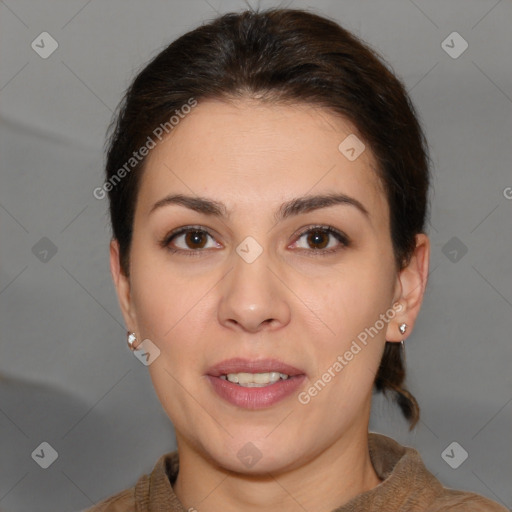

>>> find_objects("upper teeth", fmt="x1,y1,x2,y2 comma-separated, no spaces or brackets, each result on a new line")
220,372,289,386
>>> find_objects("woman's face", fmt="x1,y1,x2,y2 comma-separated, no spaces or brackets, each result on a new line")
111,98,428,473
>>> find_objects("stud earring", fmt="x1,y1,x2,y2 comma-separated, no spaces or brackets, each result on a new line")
127,331,137,351
399,323,407,335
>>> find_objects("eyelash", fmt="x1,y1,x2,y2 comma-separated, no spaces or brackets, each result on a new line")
159,224,350,257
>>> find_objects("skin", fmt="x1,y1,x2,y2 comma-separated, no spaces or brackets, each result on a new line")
110,98,430,512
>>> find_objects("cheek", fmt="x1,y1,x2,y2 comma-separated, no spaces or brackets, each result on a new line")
128,235,198,337
128,257,207,420
312,257,395,339
299,255,396,400
130,265,172,341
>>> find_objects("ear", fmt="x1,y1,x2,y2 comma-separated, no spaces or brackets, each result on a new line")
385,233,430,342
109,239,138,332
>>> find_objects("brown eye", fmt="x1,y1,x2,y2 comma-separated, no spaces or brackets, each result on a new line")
184,230,208,249
306,230,330,249
292,226,350,255
161,227,220,254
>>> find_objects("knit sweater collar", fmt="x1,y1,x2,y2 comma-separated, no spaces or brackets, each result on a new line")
134,432,444,511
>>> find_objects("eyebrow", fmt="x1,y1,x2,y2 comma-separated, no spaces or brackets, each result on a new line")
149,193,369,222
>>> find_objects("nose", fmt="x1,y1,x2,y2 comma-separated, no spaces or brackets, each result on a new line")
217,248,291,333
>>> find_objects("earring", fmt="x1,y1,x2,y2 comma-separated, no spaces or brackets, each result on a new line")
399,323,407,364
127,331,137,351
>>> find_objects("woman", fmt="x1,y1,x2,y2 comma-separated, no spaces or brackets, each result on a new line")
88,7,507,511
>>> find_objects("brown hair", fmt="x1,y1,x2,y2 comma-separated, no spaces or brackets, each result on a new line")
104,7,429,429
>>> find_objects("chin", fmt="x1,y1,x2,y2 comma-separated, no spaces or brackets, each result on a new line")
213,439,302,475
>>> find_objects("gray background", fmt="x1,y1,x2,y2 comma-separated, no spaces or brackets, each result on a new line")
0,0,511,510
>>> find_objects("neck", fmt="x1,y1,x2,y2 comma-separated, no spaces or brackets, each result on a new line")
173,425,382,512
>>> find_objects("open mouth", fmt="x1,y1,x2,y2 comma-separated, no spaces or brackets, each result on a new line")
205,357,306,408
219,372,292,387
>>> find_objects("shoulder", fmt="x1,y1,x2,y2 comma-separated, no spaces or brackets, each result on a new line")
81,451,174,511
425,488,509,512
82,485,138,511
368,433,508,512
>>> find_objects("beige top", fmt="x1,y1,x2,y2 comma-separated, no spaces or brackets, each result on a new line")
85,433,508,511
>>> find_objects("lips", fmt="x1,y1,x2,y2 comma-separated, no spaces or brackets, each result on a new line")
206,358,307,409
206,357,305,377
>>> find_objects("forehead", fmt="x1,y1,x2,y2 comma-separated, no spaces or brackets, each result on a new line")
137,98,388,222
